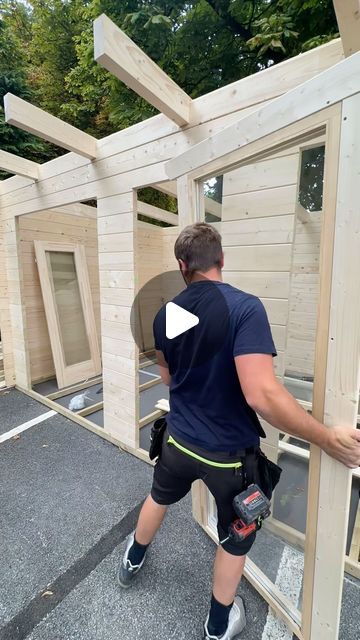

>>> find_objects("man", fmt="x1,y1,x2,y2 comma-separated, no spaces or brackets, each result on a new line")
118,223,360,640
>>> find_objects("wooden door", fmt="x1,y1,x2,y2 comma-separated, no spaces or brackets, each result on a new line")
34,241,101,388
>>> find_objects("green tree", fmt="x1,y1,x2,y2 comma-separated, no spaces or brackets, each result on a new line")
0,0,339,181
0,5,52,176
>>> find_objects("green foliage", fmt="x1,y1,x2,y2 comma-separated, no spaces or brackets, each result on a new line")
0,0,339,189
0,5,53,176
138,187,177,214
247,15,298,56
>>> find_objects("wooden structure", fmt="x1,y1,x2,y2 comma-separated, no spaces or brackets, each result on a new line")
0,4,359,638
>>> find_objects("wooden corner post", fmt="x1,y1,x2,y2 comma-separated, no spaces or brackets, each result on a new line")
176,176,199,229
3,215,31,388
98,191,139,449
302,98,360,638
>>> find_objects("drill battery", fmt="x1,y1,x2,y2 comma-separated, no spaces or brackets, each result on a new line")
233,484,271,525
222,484,271,545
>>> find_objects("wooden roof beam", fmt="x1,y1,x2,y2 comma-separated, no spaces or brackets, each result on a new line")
4,94,97,159
333,0,360,56
93,14,192,127
0,149,40,180
137,200,178,226
154,180,178,198
165,50,360,179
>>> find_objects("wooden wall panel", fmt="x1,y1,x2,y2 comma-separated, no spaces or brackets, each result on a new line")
17,207,100,383
99,192,138,449
137,223,164,351
221,150,323,381
161,226,183,304
222,151,299,358
222,185,298,221
0,211,14,385
286,213,322,377
221,150,299,461
223,155,299,195
3,216,31,388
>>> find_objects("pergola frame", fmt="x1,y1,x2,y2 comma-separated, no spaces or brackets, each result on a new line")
0,8,359,639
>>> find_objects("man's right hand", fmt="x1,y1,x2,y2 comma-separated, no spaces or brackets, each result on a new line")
323,426,360,468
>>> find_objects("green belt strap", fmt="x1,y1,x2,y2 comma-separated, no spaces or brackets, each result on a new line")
167,434,242,469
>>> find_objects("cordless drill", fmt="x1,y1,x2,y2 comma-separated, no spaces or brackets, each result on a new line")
221,484,271,545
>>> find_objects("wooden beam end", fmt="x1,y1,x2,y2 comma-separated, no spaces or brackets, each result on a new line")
92,13,192,127
93,13,108,63
0,148,40,181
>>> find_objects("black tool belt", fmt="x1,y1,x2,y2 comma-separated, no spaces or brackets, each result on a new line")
149,418,282,500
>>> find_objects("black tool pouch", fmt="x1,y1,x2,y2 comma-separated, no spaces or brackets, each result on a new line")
256,450,282,499
149,417,167,461
244,450,282,499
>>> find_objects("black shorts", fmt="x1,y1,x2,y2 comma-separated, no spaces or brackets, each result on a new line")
151,431,259,556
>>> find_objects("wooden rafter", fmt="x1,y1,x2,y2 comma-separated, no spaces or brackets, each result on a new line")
93,14,192,126
4,94,97,160
333,0,360,57
154,181,178,198
165,50,360,179
137,200,178,225
0,149,40,181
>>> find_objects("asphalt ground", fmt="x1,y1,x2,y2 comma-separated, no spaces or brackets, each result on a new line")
0,389,359,640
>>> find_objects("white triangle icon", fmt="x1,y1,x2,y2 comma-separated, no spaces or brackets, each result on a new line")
166,302,199,339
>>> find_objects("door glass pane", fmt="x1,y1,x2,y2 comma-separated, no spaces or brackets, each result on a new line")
47,251,91,366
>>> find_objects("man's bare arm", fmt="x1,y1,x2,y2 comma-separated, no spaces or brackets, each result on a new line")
155,350,171,386
235,353,360,469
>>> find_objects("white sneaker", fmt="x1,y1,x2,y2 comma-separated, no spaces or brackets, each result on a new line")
117,532,147,588
204,596,246,639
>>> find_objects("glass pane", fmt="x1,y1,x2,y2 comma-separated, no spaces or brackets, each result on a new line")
47,251,91,366
204,175,223,222
298,145,325,212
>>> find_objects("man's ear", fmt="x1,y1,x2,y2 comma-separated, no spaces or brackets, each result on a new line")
178,258,187,274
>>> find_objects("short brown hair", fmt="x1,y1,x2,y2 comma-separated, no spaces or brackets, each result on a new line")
174,223,223,274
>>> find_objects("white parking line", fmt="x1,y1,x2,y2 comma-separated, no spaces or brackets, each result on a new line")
0,410,57,444
261,546,303,640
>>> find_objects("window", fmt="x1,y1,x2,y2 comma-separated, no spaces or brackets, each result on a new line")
298,145,325,213
203,175,223,222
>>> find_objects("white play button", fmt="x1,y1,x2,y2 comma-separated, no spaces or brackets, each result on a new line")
166,302,199,339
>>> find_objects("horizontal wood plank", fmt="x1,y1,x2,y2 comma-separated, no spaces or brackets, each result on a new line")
224,244,292,272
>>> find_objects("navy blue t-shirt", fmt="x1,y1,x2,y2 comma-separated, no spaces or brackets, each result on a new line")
153,281,276,452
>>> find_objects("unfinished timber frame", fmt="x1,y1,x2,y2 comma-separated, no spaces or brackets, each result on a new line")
0,7,359,639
